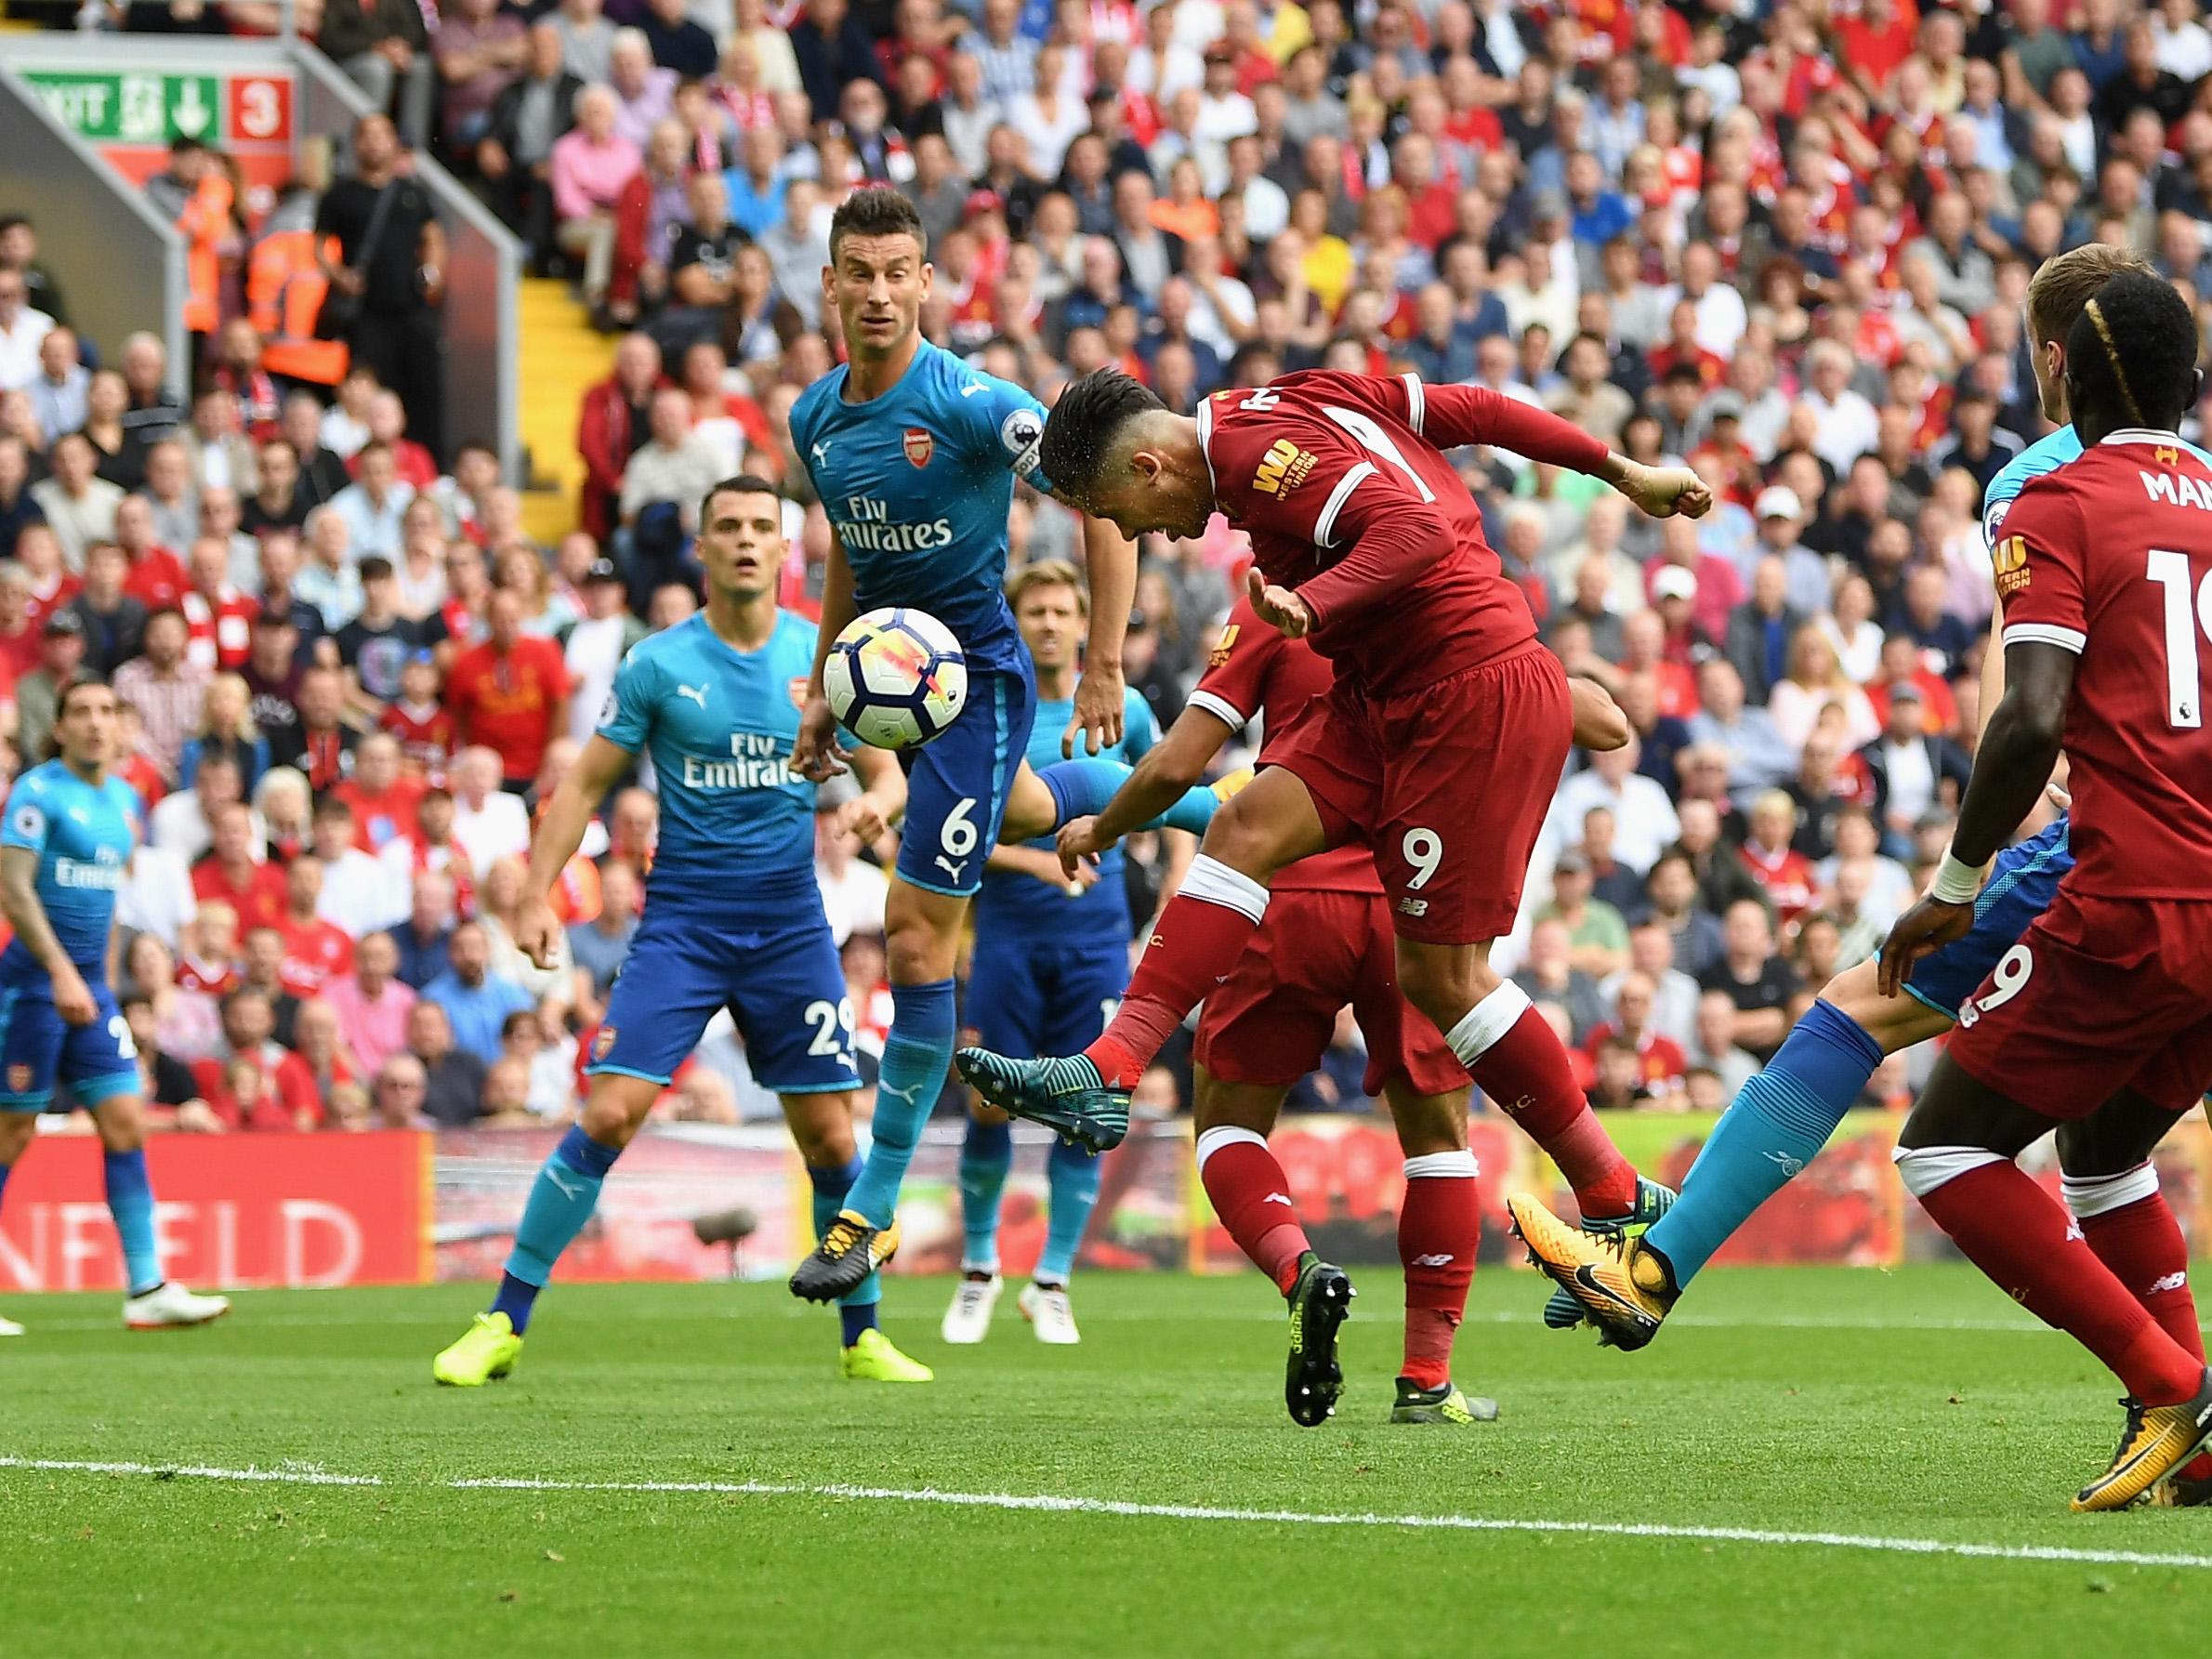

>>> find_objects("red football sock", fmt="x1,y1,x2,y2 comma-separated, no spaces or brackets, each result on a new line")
2076,1180,2212,1479
1399,1152,1481,1390
1086,857,1267,1089
1915,1159,2202,1405
1447,987,1637,1218
1198,1127,1309,1296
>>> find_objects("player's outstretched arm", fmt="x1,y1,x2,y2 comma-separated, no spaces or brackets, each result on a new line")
1067,516,1136,757
1058,702,1236,876
0,847,93,1025
795,532,858,782
1412,382,1711,520
1877,639,2075,996
518,734,630,969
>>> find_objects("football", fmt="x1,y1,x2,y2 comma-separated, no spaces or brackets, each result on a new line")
823,606,969,750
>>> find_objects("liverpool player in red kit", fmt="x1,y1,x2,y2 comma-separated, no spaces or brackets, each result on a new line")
1078,583,1632,1423
956,368,1710,1393
1879,273,2212,1511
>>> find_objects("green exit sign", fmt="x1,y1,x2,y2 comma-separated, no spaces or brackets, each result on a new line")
26,70,222,144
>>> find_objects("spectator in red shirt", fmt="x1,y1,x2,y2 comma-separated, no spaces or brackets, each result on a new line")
1582,971,1691,1097
446,587,571,786
15,521,82,632
192,987,323,1131
278,855,357,999
334,731,426,853
113,494,189,612
177,899,244,996
192,800,289,934
575,333,665,543
1737,790,1819,928
379,650,458,776
0,564,40,683
182,536,257,671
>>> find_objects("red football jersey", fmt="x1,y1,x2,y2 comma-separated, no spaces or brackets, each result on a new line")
379,700,458,778
1997,431,2212,899
1188,593,1379,897
278,916,355,999
1197,372,1599,697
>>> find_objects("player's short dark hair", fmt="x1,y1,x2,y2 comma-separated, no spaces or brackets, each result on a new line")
699,472,783,526
1038,369,1167,498
827,186,927,261
47,676,112,755
2068,270,2201,431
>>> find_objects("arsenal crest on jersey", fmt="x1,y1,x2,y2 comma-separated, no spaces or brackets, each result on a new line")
787,676,810,709
902,427,934,468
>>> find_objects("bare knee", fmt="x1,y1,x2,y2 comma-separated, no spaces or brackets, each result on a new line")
784,1093,859,1167
1196,793,1288,879
1192,1068,1283,1138
1395,941,1498,1033
577,1076,661,1149
0,1113,37,1165
884,884,961,983
1386,1085,1469,1159
92,1096,146,1153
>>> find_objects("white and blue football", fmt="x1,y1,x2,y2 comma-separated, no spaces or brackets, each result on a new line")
824,606,968,751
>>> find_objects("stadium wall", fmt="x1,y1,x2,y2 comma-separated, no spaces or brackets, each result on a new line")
0,55,189,378
2,1115,2205,1294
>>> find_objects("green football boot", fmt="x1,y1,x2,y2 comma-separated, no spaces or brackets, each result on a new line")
954,1049,1130,1152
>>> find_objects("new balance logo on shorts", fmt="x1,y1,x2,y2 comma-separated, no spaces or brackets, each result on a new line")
1398,898,1428,917
2152,1271,2190,1295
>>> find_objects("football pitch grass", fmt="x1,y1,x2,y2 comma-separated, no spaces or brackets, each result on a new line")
7,1267,2212,1658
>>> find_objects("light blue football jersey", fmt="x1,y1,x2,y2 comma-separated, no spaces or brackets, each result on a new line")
1982,425,2212,543
0,759,140,972
596,611,823,900
788,339,1052,676
973,686,1158,945
1982,427,2081,545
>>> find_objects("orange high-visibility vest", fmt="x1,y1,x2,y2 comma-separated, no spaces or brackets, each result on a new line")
247,230,349,386
177,173,233,336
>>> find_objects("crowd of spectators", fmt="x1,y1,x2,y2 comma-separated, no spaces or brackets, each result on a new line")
20,0,2207,1124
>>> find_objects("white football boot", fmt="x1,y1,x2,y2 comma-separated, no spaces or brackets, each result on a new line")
1018,1281,1081,1345
941,1272,1002,1345
125,1283,231,1330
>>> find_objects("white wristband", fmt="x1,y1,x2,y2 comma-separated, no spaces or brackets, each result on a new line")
1931,852,1988,905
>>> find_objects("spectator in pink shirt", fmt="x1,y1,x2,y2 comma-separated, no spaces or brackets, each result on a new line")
323,928,419,1079
550,85,641,314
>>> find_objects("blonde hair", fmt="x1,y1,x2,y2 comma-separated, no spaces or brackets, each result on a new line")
2025,244,2154,348
1005,559,1089,615
199,671,260,744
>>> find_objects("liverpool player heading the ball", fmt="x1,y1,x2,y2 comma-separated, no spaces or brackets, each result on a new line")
958,369,1711,1248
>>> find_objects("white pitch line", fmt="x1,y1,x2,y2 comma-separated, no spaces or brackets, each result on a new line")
7,1455,2211,1573
3,1308,2086,1336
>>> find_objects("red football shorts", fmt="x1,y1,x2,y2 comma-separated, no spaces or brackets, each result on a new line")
1946,888,2212,1117
1267,642,1571,943
1195,889,1468,1098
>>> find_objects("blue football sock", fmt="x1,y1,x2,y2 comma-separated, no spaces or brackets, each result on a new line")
1038,1137,1101,1285
809,1156,878,1310
839,1302,879,1347
1039,757,1218,836
958,1114,1013,1273
1642,999,1885,1287
847,979,955,1226
496,1126,622,1334
102,1149,161,1297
